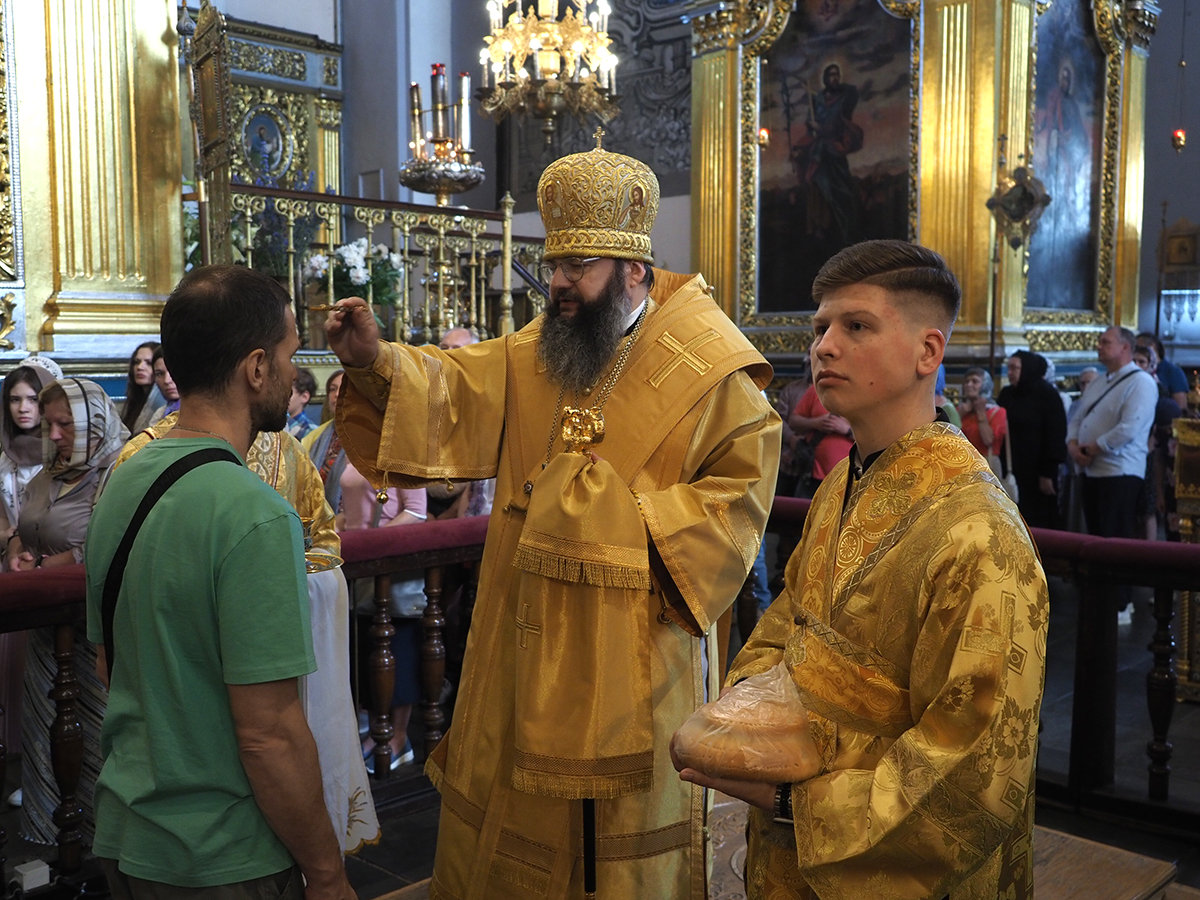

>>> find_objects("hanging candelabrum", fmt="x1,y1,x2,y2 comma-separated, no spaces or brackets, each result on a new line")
1172,0,1189,151
398,64,487,206
477,0,620,144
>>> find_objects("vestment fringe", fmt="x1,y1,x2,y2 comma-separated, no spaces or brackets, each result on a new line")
511,766,654,799
512,545,651,590
490,856,551,893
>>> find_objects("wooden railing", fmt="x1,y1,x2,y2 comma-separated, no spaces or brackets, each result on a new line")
6,501,1200,874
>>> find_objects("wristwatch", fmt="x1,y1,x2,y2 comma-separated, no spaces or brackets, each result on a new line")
773,783,793,824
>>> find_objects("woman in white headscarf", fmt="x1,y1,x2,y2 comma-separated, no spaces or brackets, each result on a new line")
0,356,61,803
8,378,127,844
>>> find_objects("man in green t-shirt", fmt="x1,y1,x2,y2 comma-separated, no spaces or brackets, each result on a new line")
86,266,356,900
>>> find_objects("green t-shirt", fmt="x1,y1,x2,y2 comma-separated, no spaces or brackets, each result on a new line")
85,438,315,885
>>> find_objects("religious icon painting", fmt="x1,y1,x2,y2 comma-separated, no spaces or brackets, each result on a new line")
756,0,913,314
239,104,294,179
1026,0,1106,311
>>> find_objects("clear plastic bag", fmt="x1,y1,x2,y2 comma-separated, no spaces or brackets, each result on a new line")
671,662,821,782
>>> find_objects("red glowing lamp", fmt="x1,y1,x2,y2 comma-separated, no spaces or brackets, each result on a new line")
1173,128,1187,152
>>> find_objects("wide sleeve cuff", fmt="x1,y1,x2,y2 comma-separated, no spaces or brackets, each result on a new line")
344,340,395,412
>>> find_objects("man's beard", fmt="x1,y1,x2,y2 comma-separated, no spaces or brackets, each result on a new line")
537,263,629,394
250,362,292,434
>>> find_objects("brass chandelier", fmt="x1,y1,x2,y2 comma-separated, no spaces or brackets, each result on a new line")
477,0,620,144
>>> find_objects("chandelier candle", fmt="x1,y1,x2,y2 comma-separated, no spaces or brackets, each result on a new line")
459,72,472,152
431,63,450,144
408,82,424,159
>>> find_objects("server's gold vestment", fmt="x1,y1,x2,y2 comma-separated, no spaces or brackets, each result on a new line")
337,270,781,900
731,423,1047,900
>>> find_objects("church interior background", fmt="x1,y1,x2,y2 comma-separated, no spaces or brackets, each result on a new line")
6,0,1200,893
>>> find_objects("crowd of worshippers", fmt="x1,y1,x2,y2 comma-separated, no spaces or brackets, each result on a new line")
0,329,496,845
779,327,1187,554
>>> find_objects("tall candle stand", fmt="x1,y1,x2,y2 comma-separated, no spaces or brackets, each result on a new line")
399,64,486,206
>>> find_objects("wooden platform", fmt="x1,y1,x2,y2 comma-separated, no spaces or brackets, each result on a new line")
367,824,1180,900
374,882,430,900
1033,826,1176,900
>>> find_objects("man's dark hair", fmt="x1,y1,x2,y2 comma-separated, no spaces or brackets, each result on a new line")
293,366,317,399
811,239,961,331
151,345,165,366
160,265,292,397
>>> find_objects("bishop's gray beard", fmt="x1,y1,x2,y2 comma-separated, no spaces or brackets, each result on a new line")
537,264,629,394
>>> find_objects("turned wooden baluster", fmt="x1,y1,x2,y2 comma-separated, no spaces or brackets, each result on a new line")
1147,584,1178,801
369,573,396,780
51,623,83,872
421,565,447,758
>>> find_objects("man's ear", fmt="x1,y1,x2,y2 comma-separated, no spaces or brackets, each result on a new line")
626,261,648,291
916,327,946,378
243,348,269,393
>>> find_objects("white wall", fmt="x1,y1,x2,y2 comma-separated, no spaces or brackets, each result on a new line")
1139,3,1200,342
513,194,692,273
209,0,339,42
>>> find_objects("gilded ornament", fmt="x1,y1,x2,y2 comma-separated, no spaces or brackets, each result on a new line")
323,56,340,87
1023,329,1102,352
1022,308,1105,325
1125,2,1159,50
228,38,306,81
537,130,659,263
0,2,14,282
315,98,342,129
0,291,14,350
690,7,743,56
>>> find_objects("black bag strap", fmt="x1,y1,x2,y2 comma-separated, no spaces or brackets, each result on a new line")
102,447,241,681
1082,370,1139,421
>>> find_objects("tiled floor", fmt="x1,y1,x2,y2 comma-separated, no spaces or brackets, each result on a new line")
6,572,1200,896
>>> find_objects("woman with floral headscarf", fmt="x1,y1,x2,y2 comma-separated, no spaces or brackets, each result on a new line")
8,378,127,845
6,378,128,570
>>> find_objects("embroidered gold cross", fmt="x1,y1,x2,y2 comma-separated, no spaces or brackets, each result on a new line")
648,330,720,388
516,602,543,649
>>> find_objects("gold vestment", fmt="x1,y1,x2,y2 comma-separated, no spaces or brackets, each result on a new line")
337,270,781,899
730,423,1048,900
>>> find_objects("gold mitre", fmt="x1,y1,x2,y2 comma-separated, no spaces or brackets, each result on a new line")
537,130,659,263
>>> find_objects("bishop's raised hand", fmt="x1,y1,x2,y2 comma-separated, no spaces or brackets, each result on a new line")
324,297,380,369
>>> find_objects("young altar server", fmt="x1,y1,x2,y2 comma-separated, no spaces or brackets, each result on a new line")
677,239,1048,900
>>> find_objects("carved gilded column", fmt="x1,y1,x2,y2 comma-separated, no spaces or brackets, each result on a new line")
1116,3,1157,328
315,97,342,245
689,8,743,318
918,0,1035,355
12,0,181,349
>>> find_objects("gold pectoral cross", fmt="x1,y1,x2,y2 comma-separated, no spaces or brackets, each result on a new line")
561,406,605,454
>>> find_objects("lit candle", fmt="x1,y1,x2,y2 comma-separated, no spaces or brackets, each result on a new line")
409,82,424,159
458,72,473,150
431,63,449,143
480,48,490,90
609,55,617,94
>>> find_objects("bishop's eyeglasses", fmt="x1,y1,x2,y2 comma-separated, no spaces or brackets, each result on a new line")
538,257,601,284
